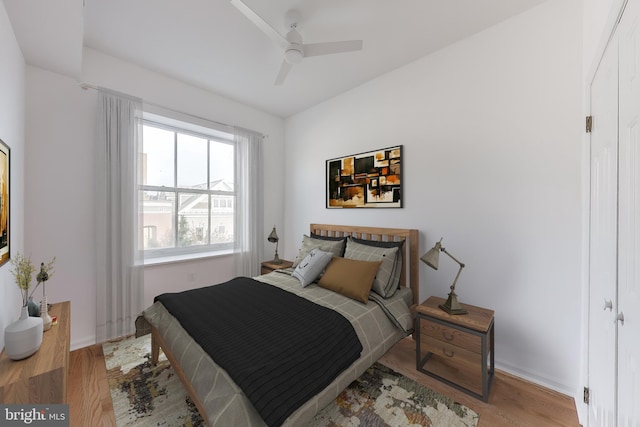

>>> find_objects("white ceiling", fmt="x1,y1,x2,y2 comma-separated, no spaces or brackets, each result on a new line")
5,0,548,118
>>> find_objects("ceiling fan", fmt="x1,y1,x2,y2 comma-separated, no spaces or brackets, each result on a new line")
230,0,363,85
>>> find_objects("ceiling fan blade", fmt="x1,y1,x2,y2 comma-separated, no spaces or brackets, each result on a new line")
274,60,293,85
230,0,288,50
303,40,363,57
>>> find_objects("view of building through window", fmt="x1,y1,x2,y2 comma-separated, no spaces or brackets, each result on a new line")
140,119,235,257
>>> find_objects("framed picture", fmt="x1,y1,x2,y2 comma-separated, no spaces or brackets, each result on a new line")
326,145,402,208
0,138,9,266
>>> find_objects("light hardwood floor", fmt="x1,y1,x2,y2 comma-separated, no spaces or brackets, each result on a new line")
379,338,580,427
68,337,580,427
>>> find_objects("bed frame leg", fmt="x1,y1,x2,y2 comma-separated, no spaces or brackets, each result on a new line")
151,331,160,365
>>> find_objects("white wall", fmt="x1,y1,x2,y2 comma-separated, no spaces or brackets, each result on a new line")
24,49,285,349
284,0,582,395
583,0,621,78
0,2,26,351
24,66,97,350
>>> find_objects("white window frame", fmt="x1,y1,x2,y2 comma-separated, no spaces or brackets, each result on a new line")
140,112,235,261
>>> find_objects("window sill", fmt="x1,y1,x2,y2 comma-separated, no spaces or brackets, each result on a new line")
143,249,233,267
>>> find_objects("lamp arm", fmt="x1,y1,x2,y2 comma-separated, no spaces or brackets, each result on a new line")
449,264,465,292
442,248,465,292
441,248,464,268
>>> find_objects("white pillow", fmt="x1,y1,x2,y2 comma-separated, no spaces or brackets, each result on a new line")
292,248,334,287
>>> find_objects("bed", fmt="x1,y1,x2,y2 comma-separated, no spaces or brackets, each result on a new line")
143,224,420,427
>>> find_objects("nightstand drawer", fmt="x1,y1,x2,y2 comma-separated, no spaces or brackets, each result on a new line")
422,337,480,368
420,320,481,354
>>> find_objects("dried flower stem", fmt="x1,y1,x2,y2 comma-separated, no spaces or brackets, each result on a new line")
9,253,36,307
9,253,57,307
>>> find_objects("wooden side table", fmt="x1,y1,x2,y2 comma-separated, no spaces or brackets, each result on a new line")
0,301,71,403
261,259,293,275
416,296,495,401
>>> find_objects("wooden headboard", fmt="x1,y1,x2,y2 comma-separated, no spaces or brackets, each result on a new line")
310,224,420,307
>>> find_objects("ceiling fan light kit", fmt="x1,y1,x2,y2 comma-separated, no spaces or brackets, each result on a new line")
230,0,363,85
285,48,303,64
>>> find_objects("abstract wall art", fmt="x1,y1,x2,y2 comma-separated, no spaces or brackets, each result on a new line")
326,145,402,208
0,138,9,266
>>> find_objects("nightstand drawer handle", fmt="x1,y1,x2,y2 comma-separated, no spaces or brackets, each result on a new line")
442,331,454,341
443,348,455,358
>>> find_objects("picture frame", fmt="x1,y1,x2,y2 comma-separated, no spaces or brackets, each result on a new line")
0,138,9,266
326,145,402,208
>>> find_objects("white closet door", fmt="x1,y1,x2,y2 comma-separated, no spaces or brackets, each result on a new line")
588,33,619,427
617,0,640,424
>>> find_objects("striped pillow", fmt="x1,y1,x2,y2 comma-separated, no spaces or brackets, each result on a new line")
292,235,345,267
344,238,400,298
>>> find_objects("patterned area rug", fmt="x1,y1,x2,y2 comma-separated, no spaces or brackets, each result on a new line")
103,335,204,427
104,335,479,427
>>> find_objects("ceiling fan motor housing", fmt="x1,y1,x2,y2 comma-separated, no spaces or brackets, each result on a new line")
284,28,304,63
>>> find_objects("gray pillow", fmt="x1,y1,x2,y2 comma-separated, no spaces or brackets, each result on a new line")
292,235,345,267
350,237,404,297
292,248,334,287
351,236,405,250
344,238,400,298
310,233,347,256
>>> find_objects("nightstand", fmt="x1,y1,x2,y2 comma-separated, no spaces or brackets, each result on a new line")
416,296,495,401
261,259,293,275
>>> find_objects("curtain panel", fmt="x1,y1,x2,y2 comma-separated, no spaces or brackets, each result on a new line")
95,89,144,342
234,127,264,277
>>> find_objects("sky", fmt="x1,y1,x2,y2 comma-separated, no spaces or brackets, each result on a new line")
143,125,234,189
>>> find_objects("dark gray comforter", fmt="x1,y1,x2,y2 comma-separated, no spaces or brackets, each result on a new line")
155,277,362,427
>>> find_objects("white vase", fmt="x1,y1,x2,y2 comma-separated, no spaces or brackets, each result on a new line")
4,306,44,360
40,296,52,332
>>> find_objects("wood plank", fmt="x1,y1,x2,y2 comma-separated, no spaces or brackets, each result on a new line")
68,345,115,427
418,296,495,333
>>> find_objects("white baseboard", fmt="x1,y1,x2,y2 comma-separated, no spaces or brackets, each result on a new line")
496,361,573,396
70,336,96,351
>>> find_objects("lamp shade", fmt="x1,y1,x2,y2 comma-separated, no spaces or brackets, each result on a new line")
421,240,442,270
267,227,279,243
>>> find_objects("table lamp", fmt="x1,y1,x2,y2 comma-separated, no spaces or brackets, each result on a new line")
267,226,282,264
421,238,468,315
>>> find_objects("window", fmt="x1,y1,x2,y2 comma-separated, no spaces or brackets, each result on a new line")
140,114,235,259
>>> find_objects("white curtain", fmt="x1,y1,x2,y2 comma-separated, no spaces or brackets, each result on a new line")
95,89,144,342
234,127,264,277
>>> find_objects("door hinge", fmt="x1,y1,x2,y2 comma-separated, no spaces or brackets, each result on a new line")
586,116,593,133
583,386,590,404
